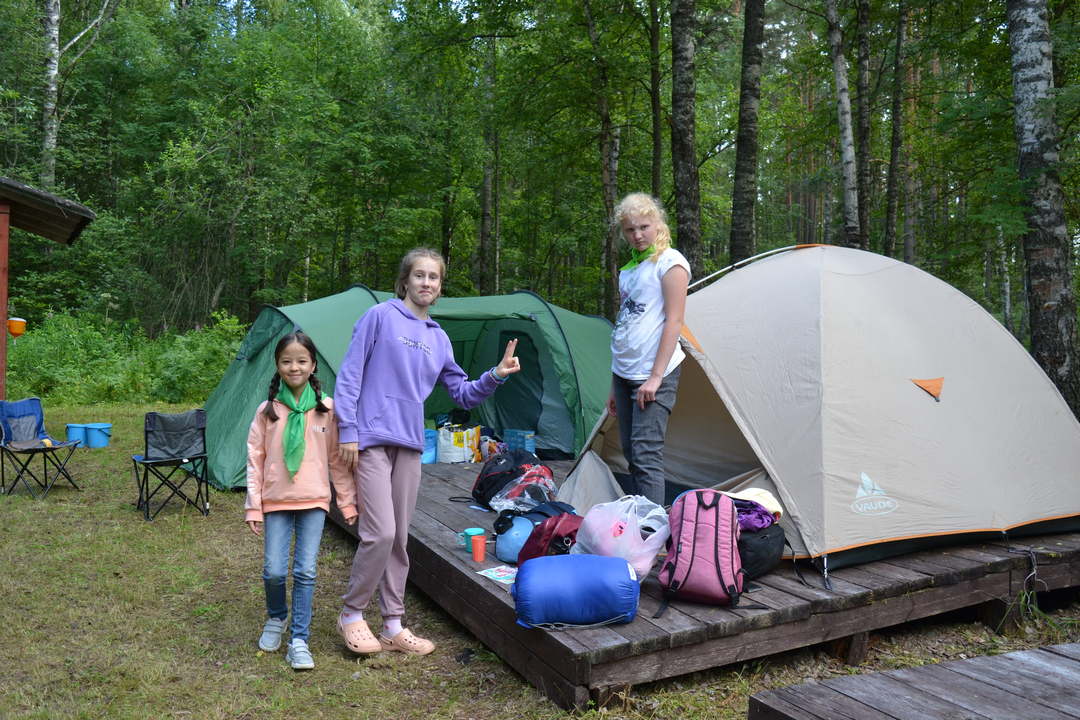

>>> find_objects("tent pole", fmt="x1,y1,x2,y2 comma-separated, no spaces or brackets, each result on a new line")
688,244,830,293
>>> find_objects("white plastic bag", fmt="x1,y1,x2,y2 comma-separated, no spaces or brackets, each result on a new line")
437,424,480,463
571,495,670,580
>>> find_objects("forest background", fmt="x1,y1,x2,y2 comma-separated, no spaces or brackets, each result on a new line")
1,0,1078,408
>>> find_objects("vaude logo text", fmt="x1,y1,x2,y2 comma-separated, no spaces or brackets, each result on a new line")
851,472,898,516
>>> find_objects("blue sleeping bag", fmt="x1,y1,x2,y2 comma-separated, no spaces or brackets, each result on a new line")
511,554,640,629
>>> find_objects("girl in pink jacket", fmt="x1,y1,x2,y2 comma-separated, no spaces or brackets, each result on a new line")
245,332,358,670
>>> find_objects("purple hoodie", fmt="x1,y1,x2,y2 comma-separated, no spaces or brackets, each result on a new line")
334,299,501,451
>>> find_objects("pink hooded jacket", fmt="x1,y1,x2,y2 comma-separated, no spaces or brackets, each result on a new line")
245,396,357,523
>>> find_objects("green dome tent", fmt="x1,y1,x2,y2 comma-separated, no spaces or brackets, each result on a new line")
206,287,613,490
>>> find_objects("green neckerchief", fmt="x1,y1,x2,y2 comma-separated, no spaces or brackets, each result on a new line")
276,383,318,478
620,245,656,271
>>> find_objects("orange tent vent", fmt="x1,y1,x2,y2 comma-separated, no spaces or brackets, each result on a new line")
912,377,944,401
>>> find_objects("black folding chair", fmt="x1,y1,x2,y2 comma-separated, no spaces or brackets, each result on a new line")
0,397,79,498
132,409,209,520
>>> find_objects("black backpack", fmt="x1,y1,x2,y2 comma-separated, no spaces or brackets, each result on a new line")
471,449,551,509
737,523,786,580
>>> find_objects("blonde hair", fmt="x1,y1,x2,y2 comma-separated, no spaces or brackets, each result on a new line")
395,247,446,300
611,193,672,261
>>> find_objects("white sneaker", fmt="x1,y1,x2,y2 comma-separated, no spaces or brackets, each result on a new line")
258,618,287,652
286,638,315,670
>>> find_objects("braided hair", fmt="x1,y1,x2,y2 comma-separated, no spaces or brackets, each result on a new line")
263,332,330,422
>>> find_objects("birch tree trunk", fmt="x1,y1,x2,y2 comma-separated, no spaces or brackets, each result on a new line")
41,0,61,188
825,0,860,246
1007,0,1080,414
883,3,906,258
671,0,703,277
39,0,120,189
854,0,871,250
729,0,765,264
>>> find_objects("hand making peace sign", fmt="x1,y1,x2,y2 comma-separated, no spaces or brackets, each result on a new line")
494,338,522,379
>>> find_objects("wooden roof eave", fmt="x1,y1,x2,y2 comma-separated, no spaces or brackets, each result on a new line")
0,176,96,245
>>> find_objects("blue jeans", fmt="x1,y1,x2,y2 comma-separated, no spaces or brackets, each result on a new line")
612,365,681,505
263,508,326,643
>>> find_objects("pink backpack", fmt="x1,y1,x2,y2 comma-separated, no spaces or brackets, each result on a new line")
655,489,744,616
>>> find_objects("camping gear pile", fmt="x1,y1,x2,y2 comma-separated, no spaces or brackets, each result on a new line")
477,451,785,629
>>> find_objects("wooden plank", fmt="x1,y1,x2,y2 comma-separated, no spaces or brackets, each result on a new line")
623,578,708,649
754,569,874,613
830,564,926,600
588,570,1013,688
823,670,992,720
734,580,813,625
941,649,1080,715
1011,532,1080,553
752,684,896,720
985,535,1080,565
875,554,972,587
885,664,1076,720
943,546,1023,574
748,692,832,720
646,589,753,639
839,559,935,594
902,547,991,582
587,600,678,661
1045,643,1080,663
1013,559,1080,594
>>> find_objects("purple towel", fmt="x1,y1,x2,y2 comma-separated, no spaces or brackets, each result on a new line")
732,497,775,532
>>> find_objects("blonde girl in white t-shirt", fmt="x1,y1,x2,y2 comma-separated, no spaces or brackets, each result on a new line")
606,193,690,505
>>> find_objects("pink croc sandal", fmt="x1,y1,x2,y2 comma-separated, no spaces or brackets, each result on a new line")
379,628,435,656
337,616,382,654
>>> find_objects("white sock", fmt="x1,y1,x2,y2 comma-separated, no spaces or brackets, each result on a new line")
340,609,364,626
382,617,403,638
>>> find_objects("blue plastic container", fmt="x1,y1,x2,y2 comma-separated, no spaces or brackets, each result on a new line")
421,428,438,464
84,422,112,448
504,429,536,454
66,423,87,446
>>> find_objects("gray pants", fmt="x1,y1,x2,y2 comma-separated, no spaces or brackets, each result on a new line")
612,365,681,505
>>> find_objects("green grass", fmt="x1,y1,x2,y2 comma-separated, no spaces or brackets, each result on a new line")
1,404,1078,719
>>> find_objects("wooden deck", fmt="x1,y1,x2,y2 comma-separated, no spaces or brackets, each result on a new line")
748,643,1080,719
330,461,1080,709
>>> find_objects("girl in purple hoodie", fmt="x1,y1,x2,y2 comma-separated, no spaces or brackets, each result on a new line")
334,248,521,656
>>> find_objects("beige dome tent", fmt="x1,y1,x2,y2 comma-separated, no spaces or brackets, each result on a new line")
584,245,1080,569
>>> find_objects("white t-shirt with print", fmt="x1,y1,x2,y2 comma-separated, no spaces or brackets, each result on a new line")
611,247,691,380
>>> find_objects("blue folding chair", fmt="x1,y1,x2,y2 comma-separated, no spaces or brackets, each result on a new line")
0,397,80,498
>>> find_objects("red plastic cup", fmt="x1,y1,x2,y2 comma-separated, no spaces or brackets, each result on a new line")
470,532,487,563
